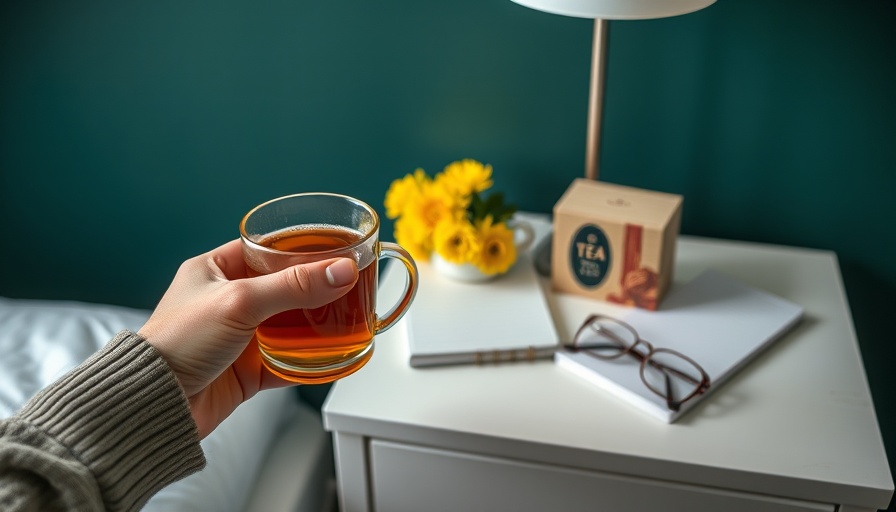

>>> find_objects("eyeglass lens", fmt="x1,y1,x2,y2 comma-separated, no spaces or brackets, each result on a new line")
640,350,706,404
576,317,638,357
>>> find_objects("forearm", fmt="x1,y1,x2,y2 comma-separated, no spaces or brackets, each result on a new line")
0,330,206,511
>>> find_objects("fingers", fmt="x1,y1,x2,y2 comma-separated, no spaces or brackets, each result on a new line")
231,337,296,398
204,239,359,286
207,239,249,281
325,258,358,287
237,257,359,324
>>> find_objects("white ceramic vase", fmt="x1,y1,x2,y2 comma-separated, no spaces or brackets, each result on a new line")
431,253,496,283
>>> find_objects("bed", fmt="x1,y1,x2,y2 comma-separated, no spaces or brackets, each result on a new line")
0,296,337,512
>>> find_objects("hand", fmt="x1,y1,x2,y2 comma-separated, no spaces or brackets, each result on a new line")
138,239,359,438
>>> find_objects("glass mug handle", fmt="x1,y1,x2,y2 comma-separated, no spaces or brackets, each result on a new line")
374,242,419,334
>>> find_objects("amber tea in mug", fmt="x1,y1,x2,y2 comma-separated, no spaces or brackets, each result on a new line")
252,227,377,376
240,193,418,384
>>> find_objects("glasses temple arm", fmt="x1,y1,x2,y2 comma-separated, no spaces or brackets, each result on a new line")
644,358,704,386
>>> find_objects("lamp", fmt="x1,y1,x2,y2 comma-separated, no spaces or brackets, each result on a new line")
511,0,715,277
510,0,715,180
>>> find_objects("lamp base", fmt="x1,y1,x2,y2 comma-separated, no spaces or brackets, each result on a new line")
533,233,552,277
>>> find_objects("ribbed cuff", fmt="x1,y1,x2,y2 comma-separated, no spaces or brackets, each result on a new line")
17,330,206,511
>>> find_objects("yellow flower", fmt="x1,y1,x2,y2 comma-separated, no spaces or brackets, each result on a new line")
384,168,430,219
405,178,462,233
437,159,493,200
394,216,432,262
433,216,481,264
472,217,517,275
385,160,518,271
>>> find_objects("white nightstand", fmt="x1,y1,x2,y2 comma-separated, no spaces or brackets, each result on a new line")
323,218,894,512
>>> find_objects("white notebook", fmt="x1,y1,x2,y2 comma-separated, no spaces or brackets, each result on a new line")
405,253,560,367
554,270,804,423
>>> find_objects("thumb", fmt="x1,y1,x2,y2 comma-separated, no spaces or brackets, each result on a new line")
240,257,359,324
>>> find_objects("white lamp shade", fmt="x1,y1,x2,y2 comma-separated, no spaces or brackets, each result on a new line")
510,0,715,19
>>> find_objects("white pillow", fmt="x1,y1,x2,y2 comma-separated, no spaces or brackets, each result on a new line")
0,297,300,512
143,389,299,512
0,297,151,417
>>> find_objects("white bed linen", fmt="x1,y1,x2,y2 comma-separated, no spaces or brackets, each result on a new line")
0,297,329,511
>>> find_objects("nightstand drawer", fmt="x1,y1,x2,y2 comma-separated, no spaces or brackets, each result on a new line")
369,440,833,512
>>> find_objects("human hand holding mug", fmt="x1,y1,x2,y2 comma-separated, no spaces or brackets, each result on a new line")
240,193,418,383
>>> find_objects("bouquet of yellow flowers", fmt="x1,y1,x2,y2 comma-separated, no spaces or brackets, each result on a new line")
384,159,520,276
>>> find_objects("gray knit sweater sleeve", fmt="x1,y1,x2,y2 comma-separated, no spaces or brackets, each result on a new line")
0,330,206,511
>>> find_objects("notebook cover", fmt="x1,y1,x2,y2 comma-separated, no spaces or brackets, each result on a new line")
554,270,804,423
405,253,559,367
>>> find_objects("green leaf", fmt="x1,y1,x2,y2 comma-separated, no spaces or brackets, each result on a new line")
467,191,518,224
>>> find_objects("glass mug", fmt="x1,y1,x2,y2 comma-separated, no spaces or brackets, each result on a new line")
240,193,418,384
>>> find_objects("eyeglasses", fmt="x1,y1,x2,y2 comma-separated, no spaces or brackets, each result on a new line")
565,314,711,412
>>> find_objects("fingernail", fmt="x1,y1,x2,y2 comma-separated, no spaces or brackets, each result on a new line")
326,259,357,287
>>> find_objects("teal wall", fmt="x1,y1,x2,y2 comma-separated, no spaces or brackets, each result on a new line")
2,0,894,501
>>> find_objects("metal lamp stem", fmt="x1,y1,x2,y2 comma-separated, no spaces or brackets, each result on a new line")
585,18,609,181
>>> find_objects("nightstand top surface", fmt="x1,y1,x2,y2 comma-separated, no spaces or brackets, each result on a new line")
324,215,893,509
